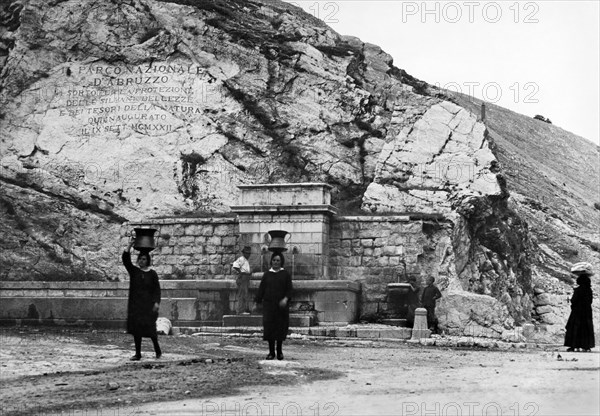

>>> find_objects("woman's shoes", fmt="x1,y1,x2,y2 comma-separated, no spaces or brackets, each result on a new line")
277,352,284,361
583,349,591,352
566,347,575,352
130,355,141,361
266,353,275,360
156,352,162,359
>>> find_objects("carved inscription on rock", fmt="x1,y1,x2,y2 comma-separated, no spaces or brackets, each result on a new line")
47,61,221,137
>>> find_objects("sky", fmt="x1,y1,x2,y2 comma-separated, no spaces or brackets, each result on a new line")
287,0,600,146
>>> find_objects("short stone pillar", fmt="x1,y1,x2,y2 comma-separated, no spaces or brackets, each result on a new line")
411,308,431,340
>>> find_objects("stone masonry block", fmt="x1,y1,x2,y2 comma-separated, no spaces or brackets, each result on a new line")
357,228,377,239
373,238,386,248
180,236,195,245
184,265,199,275
222,254,236,265
222,236,237,246
382,245,397,256
351,246,363,256
361,239,374,248
362,257,378,267
208,236,222,246
193,255,210,265
164,256,178,265
346,256,361,267
377,257,389,266
398,221,423,234
341,230,355,239
194,236,208,245
214,224,232,237
180,246,195,255
160,246,173,255
180,255,195,266
209,254,222,264
388,256,401,266
184,225,199,236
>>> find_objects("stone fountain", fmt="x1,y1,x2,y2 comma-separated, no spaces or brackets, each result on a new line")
224,183,360,327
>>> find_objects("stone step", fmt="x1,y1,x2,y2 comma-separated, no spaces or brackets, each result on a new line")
223,312,316,327
175,325,414,339
381,318,409,327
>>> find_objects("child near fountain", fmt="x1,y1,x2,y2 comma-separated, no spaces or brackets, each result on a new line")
232,246,253,315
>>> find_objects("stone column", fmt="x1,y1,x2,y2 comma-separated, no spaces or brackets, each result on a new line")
411,307,431,340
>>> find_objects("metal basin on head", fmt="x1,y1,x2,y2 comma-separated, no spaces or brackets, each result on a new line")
131,228,158,251
267,230,289,253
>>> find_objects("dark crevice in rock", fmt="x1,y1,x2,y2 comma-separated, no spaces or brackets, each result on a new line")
0,176,126,223
388,66,430,97
314,42,361,59
354,119,384,139
222,80,282,140
177,152,205,200
218,128,266,158
432,132,453,161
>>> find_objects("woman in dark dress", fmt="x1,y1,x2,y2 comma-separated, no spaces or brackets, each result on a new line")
255,252,293,360
564,263,595,352
123,241,162,360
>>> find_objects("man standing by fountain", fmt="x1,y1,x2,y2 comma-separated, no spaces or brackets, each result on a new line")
421,276,442,334
232,246,253,315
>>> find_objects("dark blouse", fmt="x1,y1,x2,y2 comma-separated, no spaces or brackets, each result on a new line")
255,269,293,304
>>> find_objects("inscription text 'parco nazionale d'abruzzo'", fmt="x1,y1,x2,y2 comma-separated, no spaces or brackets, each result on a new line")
54,62,213,137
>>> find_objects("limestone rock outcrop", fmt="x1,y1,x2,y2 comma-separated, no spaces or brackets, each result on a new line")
1,0,598,340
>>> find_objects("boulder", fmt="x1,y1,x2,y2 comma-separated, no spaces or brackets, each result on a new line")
437,290,514,337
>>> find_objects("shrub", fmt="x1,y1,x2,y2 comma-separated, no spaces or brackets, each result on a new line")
533,115,552,124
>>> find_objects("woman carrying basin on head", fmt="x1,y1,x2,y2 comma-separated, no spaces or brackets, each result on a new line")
123,240,162,361
255,252,293,360
564,262,595,352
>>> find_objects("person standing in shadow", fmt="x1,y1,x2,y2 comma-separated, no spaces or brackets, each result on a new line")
255,252,293,360
421,276,442,334
123,241,162,361
564,262,595,352
232,246,253,315
405,275,421,328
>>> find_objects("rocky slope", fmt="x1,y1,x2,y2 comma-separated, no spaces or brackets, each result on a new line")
1,0,597,339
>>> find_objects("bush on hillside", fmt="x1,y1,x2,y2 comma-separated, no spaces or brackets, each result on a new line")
533,115,552,124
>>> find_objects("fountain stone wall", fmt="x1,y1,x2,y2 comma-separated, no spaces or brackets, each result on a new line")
231,183,338,280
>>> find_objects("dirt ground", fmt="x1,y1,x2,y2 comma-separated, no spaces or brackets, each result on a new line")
0,327,598,416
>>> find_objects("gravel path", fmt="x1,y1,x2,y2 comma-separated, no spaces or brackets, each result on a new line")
1,329,598,416
131,340,600,416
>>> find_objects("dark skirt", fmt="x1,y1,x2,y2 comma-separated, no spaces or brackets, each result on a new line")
564,312,595,349
127,300,158,338
262,300,289,341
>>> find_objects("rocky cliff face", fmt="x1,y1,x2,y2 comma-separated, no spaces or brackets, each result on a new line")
1,0,597,339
